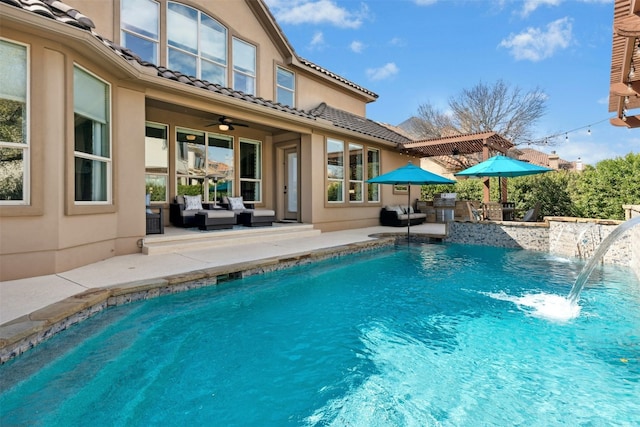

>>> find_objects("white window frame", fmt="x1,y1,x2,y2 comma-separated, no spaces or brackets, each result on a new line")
326,138,344,203
232,37,256,94
0,38,30,205
348,142,363,203
145,121,169,203
276,65,295,107
239,138,262,203
120,0,160,64
167,1,227,85
367,147,380,203
73,64,112,205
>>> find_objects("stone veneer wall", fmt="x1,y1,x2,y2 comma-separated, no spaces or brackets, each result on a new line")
625,205,640,280
446,215,639,279
445,221,549,251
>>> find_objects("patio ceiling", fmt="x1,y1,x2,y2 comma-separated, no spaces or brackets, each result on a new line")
400,131,513,158
610,0,640,127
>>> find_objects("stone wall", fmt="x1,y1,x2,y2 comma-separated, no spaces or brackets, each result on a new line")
445,221,549,251
546,217,632,266
625,205,640,279
446,214,639,276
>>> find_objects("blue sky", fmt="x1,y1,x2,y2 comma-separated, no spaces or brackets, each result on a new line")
264,0,640,166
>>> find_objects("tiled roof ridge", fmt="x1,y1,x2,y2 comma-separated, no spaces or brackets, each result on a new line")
2,0,95,30
309,102,411,145
298,58,379,99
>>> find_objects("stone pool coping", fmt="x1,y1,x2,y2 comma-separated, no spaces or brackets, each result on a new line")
1,236,415,364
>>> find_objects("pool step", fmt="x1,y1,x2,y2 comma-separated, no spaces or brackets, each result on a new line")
142,223,321,255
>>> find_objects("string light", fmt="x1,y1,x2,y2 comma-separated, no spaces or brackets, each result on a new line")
522,117,610,146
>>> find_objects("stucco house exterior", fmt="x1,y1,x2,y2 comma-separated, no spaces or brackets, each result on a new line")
0,0,416,281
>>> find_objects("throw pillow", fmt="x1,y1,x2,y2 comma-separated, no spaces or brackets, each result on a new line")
228,197,245,210
184,194,203,211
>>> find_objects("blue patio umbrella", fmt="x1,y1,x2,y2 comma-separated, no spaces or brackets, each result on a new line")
455,154,552,203
454,154,552,178
367,162,455,238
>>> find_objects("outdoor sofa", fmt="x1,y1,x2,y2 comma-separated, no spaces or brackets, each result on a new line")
380,205,427,227
169,195,235,229
221,196,276,227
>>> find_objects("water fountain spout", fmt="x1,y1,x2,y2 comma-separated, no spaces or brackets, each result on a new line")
567,216,640,305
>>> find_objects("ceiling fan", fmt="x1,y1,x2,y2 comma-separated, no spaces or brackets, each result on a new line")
206,116,249,131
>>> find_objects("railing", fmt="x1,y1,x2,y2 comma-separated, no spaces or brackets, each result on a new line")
623,204,640,219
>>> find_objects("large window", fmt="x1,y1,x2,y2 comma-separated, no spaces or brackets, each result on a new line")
239,139,261,202
74,66,111,203
367,148,380,202
233,37,256,94
121,0,159,64
145,122,168,202
327,140,380,204
327,139,344,203
176,128,234,203
276,66,294,107
167,2,227,85
0,39,28,204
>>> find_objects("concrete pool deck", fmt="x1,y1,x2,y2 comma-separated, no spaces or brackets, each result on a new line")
0,223,446,362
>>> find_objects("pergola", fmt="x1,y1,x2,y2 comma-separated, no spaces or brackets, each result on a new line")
610,0,640,127
400,131,514,202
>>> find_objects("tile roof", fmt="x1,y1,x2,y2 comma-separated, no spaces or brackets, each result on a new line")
298,58,379,99
1,0,95,30
309,103,411,145
518,148,576,170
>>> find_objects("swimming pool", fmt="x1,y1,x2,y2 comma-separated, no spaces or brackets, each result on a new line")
1,243,639,425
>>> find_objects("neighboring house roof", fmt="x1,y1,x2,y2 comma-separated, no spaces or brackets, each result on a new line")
518,148,577,170
309,103,411,145
2,0,387,138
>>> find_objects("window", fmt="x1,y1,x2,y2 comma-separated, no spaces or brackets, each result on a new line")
348,143,363,202
121,0,159,64
207,133,234,202
233,37,256,94
176,128,206,198
367,148,380,202
145,122,168,202
326,139,344,203
176,129,234,202
73,66,111,203
167,2,227,85
0,39,28,204
276,66,294,107
239,139,261,202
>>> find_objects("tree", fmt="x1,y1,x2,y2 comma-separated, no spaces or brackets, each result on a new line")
569,153,640,220
412,80,547,145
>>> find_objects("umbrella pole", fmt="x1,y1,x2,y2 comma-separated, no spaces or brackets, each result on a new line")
407,184,411,242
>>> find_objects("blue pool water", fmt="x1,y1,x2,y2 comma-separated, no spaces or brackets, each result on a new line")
1,243,639,426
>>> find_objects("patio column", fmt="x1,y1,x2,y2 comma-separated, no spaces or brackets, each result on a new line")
482,140,490,203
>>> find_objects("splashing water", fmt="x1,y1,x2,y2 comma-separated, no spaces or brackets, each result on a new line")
567,216,640,305
486,291,581,322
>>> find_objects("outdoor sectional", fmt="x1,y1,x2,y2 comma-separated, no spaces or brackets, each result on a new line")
380,205,427,227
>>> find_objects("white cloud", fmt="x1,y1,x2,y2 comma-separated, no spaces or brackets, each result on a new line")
366,63,399,81
310,31,325,49
414,0,438,5
264,0,369,29
388,37,406,47
499,17,572,62
350,40,364,53
521,0,562,17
